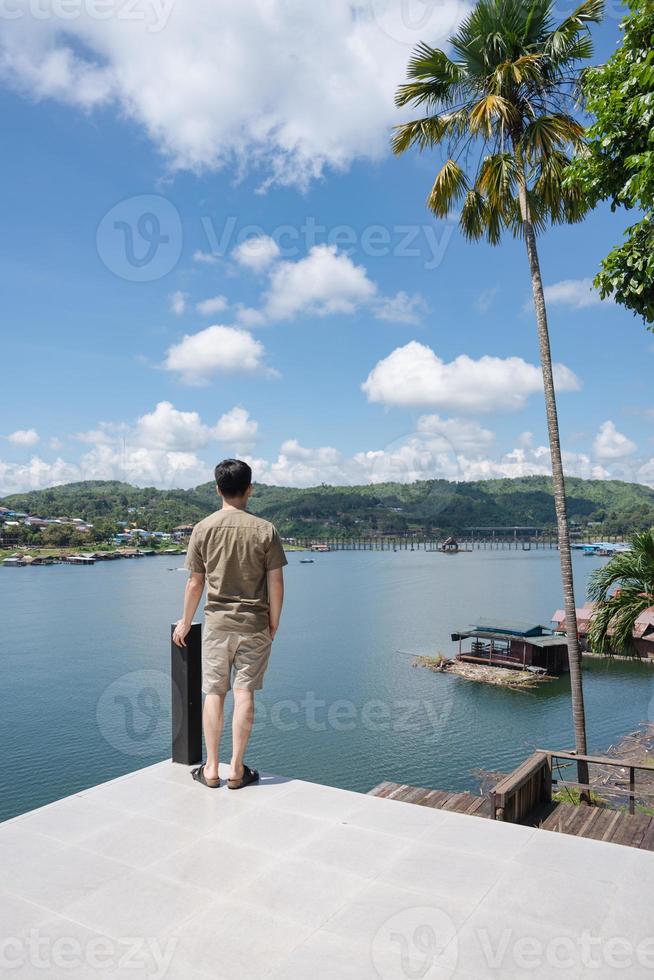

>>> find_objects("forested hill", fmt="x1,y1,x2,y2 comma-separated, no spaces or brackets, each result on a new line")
3,476,654,537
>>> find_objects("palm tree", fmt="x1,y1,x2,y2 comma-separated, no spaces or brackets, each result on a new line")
392,0,604,779
588,532,654,655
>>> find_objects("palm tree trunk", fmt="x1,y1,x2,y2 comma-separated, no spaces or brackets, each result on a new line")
517,178,590,797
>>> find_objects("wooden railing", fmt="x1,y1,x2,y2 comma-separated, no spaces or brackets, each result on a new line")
490,751,551,822
541,749,654,816
490,748,654,821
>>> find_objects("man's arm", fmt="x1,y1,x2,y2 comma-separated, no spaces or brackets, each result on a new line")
267,566,284,640
172,572,206,647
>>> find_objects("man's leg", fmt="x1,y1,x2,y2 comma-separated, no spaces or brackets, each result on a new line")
203,693,225,781
230,689,255,780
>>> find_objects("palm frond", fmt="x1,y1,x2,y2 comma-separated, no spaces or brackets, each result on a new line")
476,153,518,209
520,114,586,160
492,54,545,91
427,159,469,217
460,189,489,240
545,0,603,62
469,94,517,137
587,531,654,656
391,117,448,154
393,0,603,245
395,46,464,108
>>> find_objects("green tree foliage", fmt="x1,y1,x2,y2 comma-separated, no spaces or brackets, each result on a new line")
391,0,601,240
588,529,654,654
3,476,654,538
569,0,654,322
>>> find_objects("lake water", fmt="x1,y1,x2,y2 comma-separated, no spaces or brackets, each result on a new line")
2,548,653,822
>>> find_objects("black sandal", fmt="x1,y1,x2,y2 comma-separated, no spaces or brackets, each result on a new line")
227,764,259,790
191,764,221,789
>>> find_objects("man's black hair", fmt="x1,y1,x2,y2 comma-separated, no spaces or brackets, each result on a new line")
214,459,252,497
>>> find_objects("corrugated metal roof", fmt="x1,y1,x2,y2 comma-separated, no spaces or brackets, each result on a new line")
469,617,550,636
452,628,565,646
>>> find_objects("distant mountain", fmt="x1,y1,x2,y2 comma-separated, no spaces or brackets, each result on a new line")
3,476,654,537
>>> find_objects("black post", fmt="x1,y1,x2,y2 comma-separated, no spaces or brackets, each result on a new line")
171,622,203,765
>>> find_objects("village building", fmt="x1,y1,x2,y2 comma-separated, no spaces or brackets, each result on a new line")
452,618,570,674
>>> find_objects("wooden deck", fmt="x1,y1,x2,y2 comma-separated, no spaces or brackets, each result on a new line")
532,800,654,849
369,781,654,851
370,781,491,817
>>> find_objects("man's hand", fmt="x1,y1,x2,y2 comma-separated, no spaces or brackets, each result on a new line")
174,572,205,648
269,621,278,641
173,620,192,648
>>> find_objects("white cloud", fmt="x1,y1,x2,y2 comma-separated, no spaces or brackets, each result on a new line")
524,278,605,312
73,421,128,445
80,445,208,488
7,429,40,446
0,456,80,494
264,245,376,320
233,235,280,272
235,306,267,328
372,291,428,325
193,250,219,265
196,295,228,316
212,406,258,445
474,286,499,314
163,324,270,385
134,402,214,451
2,419,651,494
48,437,64,451
235,244,425,325
249,431,624,488
250,441,346,487
416,414,495,454
73,401,260,454
0,401,263,493
362,342,581,414
593,420,637,461
0,1,462,188
169,290,188,315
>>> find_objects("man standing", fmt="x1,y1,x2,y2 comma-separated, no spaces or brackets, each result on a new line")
172,459,287,789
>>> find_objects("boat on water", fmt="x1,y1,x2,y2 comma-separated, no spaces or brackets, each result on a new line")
300,558,314,564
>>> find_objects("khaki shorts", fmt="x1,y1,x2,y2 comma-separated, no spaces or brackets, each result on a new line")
202,625,273,695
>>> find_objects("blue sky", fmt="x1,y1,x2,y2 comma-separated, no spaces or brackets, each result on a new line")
1,0,651,493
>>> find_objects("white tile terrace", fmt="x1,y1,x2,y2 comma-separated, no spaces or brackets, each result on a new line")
1,761,654,979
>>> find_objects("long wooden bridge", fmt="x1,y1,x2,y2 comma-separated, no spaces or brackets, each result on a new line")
296,528,627,551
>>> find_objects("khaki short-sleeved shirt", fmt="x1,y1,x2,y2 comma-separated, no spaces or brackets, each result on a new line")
185,508,287,633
